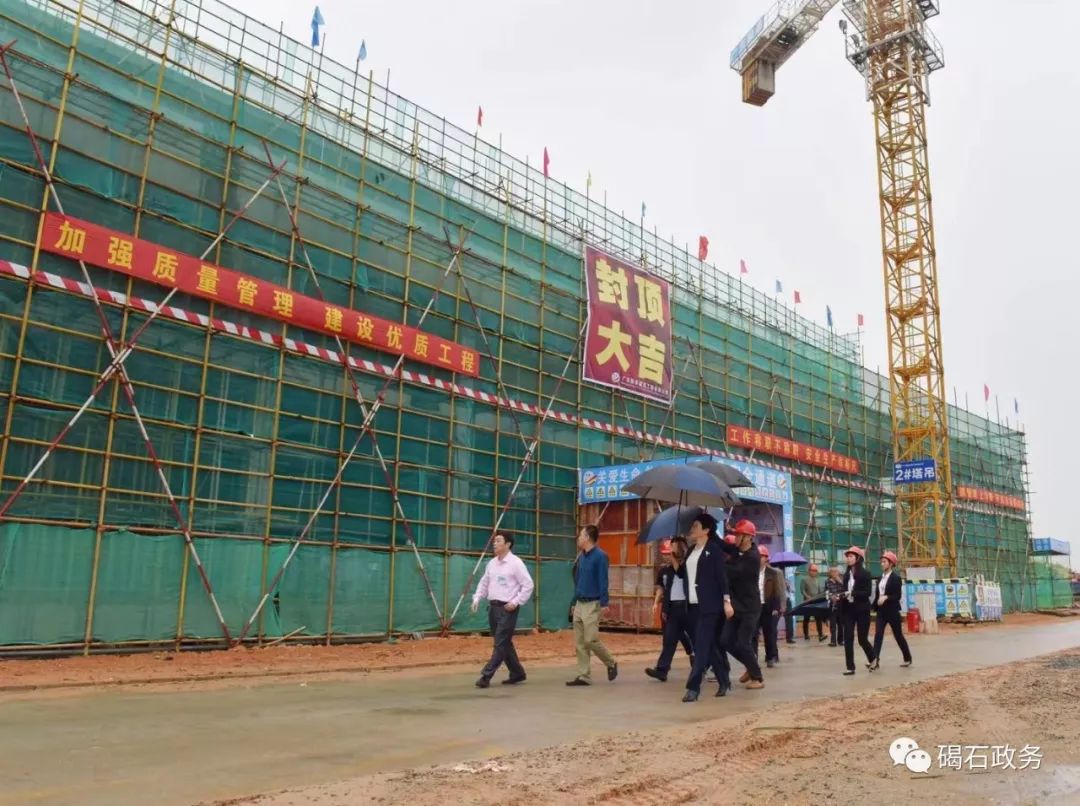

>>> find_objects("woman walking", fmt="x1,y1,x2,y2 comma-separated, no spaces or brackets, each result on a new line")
870,550,912,669
840,546,875,676
646,537,695,681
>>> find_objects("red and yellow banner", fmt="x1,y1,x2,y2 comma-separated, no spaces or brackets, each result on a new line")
582,245,673,403
38,213,479,377
727,425,861,475
956,485,1024,511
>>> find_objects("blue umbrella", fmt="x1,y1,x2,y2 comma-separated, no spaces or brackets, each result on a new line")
769,550,808,568
637,504,708,545
623,464,742,508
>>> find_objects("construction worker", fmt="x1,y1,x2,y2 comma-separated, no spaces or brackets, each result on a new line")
870,550,912,669
720,520,765,690
840,546,875,675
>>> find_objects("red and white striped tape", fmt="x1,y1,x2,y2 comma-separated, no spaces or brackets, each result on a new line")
0,259,1022,514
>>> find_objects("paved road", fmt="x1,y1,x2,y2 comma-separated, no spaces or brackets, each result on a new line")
2,620,1078,805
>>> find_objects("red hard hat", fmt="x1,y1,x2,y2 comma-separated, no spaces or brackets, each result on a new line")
844,546,865,559
660,539,672,555
723,533,737,545
758,545,770,559
882,550,898,566
734,519,757,537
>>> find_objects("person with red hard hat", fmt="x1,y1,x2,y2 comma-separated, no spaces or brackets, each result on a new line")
870,550,912,669
753,544,786,668
840,545,875,675
719,519,765,689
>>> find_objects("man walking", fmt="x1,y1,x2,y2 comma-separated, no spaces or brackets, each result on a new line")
567,524,618,686
720,519,764,689
754,546,785,667
471,532,534,688
801,564,827,641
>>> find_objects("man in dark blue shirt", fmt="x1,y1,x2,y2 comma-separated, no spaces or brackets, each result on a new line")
566,524,618,685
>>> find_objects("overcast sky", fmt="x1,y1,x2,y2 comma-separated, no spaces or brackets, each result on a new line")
239,0,1078,564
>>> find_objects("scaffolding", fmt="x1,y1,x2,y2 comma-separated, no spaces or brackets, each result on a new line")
0,0,1035,653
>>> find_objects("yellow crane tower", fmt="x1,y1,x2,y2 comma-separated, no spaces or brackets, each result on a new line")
730,0,956,575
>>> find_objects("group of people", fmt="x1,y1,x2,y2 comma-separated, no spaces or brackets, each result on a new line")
469,516,912,696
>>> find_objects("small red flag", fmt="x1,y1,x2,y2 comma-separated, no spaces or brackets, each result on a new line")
543,147,550,178
698,236,709,261
857,313,864,327
477,106,483,127
739,258,748,275
983,384,990,402
794,290,802,304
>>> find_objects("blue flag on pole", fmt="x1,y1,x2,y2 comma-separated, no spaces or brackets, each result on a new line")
826,305,833,329
358,40,367,61
775,279,782,294
311,6,324,47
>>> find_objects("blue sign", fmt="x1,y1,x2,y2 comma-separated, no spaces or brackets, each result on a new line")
893,458,937,485
578,455,792,506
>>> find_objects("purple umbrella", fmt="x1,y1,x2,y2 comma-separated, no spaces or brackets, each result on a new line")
768,551,808,568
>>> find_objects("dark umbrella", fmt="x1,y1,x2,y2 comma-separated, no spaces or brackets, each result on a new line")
768,551,808,569
624,464,743,508
688,461,754,489
637,504,709,545
787,594,831,618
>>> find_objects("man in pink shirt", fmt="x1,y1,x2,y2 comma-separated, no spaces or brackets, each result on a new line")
471,533,535,688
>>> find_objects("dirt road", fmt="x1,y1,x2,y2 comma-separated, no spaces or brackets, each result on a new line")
0,614,1076,806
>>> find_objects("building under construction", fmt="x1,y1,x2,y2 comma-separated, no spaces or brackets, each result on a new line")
0,0,1054,654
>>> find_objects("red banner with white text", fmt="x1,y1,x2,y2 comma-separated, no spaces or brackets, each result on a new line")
38,213,479,376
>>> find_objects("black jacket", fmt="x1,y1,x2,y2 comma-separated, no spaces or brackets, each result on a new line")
655,562,689,616
722,540,762,616
688,535,730,615
872,571,904,615
841,563,873,610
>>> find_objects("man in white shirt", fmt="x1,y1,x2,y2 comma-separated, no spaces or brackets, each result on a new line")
471,533,535,688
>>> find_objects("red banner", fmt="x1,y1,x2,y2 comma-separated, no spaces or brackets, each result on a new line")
38,213,479,377
582,245,673,403
956,485,1024,511
727,425,861,475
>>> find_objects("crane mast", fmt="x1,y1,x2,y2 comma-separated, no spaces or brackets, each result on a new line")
730,0,957,575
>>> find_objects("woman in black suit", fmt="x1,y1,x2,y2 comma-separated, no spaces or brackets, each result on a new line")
840,546,875,676
870,550,912,669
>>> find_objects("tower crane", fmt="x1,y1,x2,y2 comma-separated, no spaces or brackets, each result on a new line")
730,0,956,575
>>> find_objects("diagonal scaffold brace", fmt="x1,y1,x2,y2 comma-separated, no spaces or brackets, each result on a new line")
235,140,449,643
440,320,588,635
234,210,474,645
0,44,287,643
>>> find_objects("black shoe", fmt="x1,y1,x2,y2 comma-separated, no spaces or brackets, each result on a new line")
868,658,880,671
607,662,618,682
819,635,828,642
565,678,590,686
645,667,667,682
502,674,527,685
682,689,699,703
828,642,837,647
786,639,796,645
901,659,912,667
843,669,855,676
715,681,732,697
766,659,775,668
803,636,809,641
475,677,491,688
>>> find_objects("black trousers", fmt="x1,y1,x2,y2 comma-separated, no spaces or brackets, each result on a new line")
722,607,763,683
754,607,779,662
480,602,524,680
656,601,693,673
686,605,730,693
873,609,912,663
802,613,825,638
830,605,844,644
843,602,875,671
784,597,795,642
